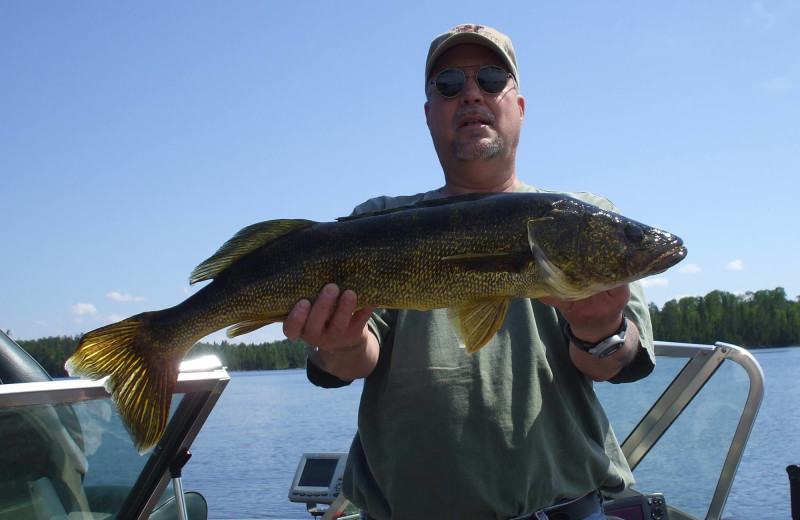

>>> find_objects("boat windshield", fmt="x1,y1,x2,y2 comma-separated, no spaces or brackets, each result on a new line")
595,342,764,520
0,359,228,520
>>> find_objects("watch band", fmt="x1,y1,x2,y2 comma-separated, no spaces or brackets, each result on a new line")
564,313,628,359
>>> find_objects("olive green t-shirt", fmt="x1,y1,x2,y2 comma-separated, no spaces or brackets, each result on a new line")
311,183,655,519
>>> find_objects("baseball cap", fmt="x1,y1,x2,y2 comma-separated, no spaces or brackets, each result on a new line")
425,24,519,91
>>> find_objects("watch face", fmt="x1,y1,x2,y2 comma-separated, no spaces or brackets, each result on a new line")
588,335,625,358
565,314,628,353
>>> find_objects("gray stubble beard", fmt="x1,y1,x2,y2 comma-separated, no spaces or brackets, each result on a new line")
452,132,504,161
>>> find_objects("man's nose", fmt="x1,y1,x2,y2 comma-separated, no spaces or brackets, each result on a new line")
459,76,484,103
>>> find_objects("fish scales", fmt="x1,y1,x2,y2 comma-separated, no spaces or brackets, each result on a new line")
66,192,686,452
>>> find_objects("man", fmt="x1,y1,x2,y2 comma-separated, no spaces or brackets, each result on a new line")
284,24,654,520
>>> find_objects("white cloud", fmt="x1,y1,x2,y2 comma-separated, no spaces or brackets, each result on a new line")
641,277,669,288
70,303,98,316
107,291,146,302
678,263,701,275
107,314,125,323
726,260,744,271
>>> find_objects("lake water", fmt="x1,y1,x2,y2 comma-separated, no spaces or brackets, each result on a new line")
183,347,799,519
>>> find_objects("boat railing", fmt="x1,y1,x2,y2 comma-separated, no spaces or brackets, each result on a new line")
605,341,765,520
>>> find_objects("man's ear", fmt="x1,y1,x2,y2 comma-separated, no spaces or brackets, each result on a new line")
517,94,525,124
424,100,431,129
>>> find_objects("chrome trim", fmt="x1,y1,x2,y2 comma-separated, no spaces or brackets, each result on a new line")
137,372,229,520
0,368,229,407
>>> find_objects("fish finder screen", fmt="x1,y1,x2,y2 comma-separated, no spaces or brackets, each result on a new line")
606,505,644,520
298,457,339,487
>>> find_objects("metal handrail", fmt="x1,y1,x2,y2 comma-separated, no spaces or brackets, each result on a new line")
620,341,765,520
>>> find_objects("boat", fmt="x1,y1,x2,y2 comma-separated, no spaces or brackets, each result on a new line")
0,328,782,519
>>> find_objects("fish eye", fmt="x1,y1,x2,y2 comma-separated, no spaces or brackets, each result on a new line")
624,223,645,243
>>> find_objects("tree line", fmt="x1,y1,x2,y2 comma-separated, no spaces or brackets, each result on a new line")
11,287,800,377
15,336,309,378
649,287,800,348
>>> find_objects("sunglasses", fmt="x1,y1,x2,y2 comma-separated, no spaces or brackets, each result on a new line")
429,65,515,98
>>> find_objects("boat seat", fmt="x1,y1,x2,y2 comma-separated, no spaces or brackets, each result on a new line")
0,330,52,384
0,330,92,516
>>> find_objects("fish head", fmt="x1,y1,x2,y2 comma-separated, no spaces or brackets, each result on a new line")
527,199,687,300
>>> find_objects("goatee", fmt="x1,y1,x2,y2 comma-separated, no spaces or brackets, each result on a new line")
452,133,504,161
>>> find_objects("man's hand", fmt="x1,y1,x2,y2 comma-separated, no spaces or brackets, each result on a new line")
539,285,639,381
539,285,630,343
283,283,379,381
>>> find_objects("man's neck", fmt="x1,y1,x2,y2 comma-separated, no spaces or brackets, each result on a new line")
439,172,520,196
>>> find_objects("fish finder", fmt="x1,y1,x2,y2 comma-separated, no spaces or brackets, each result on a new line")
604,493,668,520
288,452,348,505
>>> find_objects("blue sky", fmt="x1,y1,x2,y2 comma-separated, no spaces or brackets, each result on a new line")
2,1,798,344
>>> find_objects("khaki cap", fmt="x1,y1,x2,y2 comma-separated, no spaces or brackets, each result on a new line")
425,24,519,91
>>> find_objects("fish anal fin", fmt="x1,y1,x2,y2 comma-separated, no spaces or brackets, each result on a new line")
190,219,315,284
227,316,284,338
447,297,511,353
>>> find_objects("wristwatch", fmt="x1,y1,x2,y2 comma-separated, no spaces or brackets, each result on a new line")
564,313,628,359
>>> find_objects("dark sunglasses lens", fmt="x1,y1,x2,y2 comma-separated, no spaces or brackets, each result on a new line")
434,69,466,98
477,66,510,94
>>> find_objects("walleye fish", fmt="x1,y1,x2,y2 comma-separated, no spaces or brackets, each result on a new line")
66,192,686,452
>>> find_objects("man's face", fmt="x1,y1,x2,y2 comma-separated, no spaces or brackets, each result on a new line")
425,44,525,164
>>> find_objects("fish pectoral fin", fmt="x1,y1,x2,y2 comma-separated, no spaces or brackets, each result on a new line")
190,219,316,284
447,297,511,353
441,251,530,273
227,317,284,338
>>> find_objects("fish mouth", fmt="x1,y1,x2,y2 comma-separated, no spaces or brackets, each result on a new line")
648,237,687,274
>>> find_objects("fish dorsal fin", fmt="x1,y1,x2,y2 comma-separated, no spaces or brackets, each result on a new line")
441,250,531,273
190,219,315,283
447,297,511,353
336,193,498,222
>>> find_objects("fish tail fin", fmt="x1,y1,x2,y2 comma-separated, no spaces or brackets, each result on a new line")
65,314,182,453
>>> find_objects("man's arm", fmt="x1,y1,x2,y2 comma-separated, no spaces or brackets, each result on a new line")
283,283,379,382
540,284,643,382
